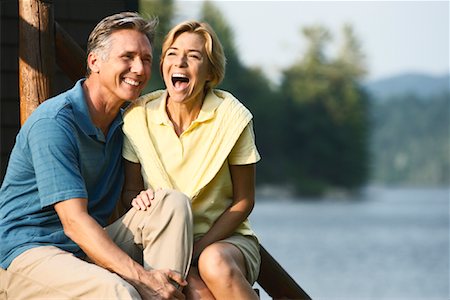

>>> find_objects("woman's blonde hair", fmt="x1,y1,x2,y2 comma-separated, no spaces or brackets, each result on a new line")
160,21,226,90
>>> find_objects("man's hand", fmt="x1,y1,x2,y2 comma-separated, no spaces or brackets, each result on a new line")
127,268,187,300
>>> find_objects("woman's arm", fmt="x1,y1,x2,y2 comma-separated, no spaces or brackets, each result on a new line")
193,163,256,259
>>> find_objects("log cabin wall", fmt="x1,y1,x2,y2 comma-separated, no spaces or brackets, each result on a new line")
1,0,138,180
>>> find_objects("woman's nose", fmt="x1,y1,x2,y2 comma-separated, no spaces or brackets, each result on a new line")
175,55,188,67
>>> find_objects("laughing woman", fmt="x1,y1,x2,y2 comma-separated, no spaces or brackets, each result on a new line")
121,20,260,300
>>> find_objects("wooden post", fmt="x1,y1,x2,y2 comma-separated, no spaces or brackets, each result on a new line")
18,0,55,125
258,245,312,299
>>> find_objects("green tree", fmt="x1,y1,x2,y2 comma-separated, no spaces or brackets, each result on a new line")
336,24,367,78
371,92,449,185
200,1,285,184
302,25,331,67
280,24,370,195
139,0,175,91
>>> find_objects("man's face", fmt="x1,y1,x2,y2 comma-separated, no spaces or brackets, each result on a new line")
93,29,152,104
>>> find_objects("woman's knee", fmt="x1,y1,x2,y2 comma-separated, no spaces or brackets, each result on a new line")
198,243,245,282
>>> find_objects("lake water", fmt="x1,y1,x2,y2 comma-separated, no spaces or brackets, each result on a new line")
250,186,449,300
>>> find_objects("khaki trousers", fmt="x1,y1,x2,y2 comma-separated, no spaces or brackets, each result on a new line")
0,189,193,299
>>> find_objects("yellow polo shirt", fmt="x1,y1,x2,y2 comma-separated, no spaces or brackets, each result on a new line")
123,90,260,237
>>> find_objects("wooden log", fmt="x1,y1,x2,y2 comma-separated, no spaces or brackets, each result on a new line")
258,245,312,299
55,22,86,82
18,0,55,125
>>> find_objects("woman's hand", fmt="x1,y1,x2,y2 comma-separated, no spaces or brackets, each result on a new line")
131,189,155,211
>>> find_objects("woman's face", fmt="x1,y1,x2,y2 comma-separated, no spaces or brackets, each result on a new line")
162,32,211,105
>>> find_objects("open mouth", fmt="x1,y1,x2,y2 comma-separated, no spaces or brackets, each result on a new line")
172,73,189,89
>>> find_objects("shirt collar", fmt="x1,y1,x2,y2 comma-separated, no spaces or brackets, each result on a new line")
68,79,123,141
151,89,221,125
194,90,221,124
151,90,171,125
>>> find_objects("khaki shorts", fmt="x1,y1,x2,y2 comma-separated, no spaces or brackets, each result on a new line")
197,234,261,284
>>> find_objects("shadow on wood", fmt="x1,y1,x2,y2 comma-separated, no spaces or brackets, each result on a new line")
257,245,312,299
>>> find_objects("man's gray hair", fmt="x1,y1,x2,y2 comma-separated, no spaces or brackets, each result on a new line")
86,12,158,76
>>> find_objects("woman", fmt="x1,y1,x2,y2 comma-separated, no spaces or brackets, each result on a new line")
121,20,260,300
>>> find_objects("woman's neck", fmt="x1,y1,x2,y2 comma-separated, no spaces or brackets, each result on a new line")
166,96,203,136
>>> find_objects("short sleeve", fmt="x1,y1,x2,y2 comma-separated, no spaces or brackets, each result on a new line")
122,134,140,163
28,118,87,208
228,121,261,165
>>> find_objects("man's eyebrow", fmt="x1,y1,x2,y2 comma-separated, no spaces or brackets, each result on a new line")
143,52,153,60
120,50,153,59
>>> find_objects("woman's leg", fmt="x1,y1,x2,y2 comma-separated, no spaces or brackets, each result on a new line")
197,242,259,300
184,266,215,300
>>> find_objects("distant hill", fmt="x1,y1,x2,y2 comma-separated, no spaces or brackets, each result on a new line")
368,72,450,186
365,73,450,100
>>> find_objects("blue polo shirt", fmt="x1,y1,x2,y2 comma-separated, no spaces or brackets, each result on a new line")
0,79,124,269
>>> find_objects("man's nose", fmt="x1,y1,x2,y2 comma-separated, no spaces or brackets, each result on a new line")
131,58,145,74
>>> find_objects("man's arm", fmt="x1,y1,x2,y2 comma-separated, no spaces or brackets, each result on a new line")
54,198,186,299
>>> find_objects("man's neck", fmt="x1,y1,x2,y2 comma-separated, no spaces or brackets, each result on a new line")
82,79,122,137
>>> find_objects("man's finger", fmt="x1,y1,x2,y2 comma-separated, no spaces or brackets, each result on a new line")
167,271,187,287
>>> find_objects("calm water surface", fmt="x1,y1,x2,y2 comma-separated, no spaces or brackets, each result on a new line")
251,186,449,300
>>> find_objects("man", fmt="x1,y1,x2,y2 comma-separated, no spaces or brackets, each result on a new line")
0,12,192,299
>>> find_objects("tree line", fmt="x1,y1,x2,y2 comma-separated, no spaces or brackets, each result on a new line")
371,91,449,186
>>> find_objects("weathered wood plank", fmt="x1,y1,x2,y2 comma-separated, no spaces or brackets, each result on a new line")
55,22,86,82
258,245,312,299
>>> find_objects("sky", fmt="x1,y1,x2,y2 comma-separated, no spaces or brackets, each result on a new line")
173,0,449,83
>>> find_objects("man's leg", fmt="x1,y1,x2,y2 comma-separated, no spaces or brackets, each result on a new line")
0,267,7,300
4,246,140,299
106,189,193,277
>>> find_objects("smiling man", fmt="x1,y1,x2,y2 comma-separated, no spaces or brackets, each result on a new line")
0,12,192,299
